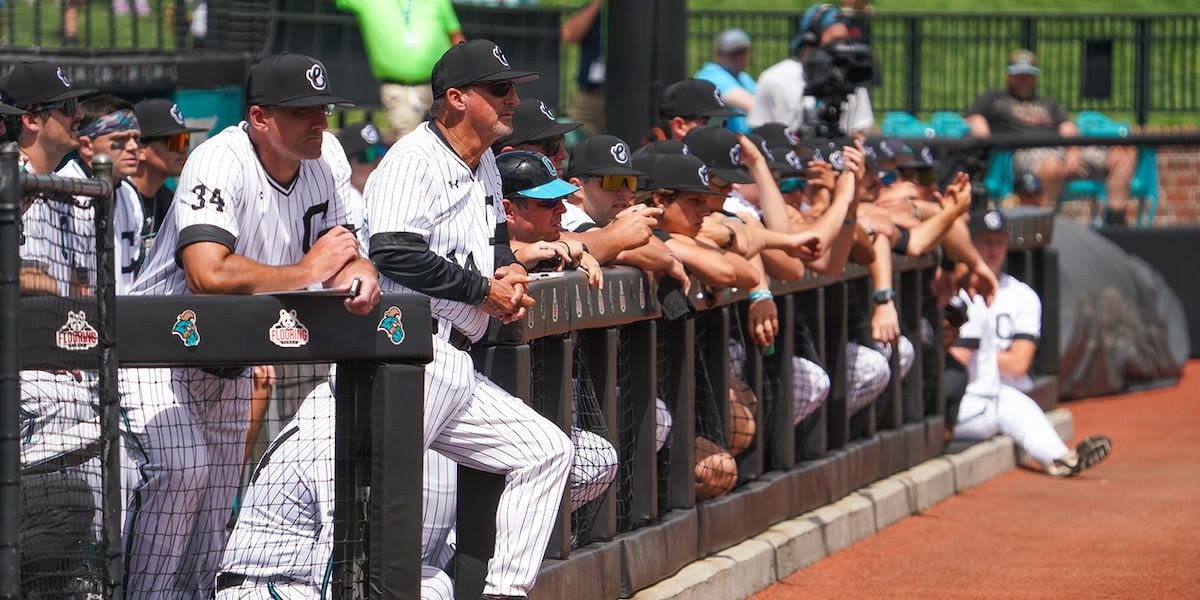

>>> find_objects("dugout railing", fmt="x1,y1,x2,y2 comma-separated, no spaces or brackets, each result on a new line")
2,142,1062,598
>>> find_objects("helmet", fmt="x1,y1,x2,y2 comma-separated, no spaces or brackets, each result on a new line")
496,150,579,200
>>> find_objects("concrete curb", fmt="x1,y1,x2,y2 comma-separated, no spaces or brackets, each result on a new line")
627,409,1074,600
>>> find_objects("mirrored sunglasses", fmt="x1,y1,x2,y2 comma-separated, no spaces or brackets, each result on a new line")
31,96,80,116
358,145,385,164
877,170,899,186
778,178,807,193
599,174,637,192
164,131,191,153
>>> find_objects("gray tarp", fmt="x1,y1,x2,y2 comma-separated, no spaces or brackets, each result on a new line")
1051,216,1189,398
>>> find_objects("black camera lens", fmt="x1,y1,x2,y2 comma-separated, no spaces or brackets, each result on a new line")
944,296,970,329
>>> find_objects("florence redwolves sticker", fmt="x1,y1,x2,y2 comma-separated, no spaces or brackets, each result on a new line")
56,310,99,351
268,309,310,347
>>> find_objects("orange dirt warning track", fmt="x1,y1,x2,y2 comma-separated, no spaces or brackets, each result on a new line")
752,360,1200,600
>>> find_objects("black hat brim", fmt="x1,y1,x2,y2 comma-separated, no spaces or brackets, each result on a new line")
271,95,357,108
502,120,581,147
45,87,95,104
710,166,755,184
474,71,540,85
700,106,741,118
0,102,26,115
572,165,645,177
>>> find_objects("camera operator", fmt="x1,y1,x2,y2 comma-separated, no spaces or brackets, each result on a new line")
748,3,875,138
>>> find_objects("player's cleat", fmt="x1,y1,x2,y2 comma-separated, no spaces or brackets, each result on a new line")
1072,435,1113,473
1049,435,1113,477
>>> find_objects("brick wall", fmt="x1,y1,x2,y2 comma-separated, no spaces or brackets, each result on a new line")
1156,147,1200,226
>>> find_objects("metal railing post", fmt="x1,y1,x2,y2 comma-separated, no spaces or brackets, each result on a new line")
0,142,21,600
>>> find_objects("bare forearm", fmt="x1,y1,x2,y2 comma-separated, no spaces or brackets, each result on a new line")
186,253,317,294
562,0,602,42
904,207,959,257
868,232,893,290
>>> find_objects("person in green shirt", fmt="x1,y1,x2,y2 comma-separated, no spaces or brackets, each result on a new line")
336,0,465,140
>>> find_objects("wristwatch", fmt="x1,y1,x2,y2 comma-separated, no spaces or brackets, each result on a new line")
872,288,895,305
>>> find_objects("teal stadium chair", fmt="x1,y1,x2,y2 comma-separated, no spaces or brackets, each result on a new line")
1057,111,1159,227
881,111,934,138
931,111,970,138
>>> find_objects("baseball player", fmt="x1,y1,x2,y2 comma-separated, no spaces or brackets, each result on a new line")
125,52,380,599
130,98,209,235
57,94,147,294
218,379,453,600
969,209,1041,393
950,211,1111,477
361,39,573,599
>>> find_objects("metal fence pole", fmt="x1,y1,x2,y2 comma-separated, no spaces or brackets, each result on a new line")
905,16,921,115
89,155,124,598
1134,17,1152,125
0,142,21,599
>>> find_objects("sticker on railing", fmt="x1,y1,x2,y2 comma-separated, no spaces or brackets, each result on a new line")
172,310,201,348
598,287,606,315
269,309,310,348
575,286,584,318
638,278,646,310
376,306,405,346
619,280,627,312
551,288,560,323
56,310,98,351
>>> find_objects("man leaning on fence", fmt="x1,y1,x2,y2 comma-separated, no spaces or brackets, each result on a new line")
123,52,381,598
361,39,573,599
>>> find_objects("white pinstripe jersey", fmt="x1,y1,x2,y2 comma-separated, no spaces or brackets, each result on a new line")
130,123,353,297
55,159,147,293
219,383,335,585
361,121,505,342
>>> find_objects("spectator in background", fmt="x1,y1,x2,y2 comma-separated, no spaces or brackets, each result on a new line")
562,0,606,134
334,121,387,206
748,3,874,136
648,78,738,143
841,0,873,46
694,28,757,134
337,0,465,140
966,49,1136,222
131,99,209,234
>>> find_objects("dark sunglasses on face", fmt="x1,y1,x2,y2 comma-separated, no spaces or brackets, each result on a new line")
475,80,516,98
146,132,192,153
778,177,807,193
538,136,563,157
901,167,937,186
877,170,899,186
31,96,80,116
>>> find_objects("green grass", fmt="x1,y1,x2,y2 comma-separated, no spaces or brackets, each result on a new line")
540,0,1200,11
1,0,184,50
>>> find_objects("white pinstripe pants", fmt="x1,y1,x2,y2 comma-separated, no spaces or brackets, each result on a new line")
846,342,891,415
423,336,573,597
953,384,1069,466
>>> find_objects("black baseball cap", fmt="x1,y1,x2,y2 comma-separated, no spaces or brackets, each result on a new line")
133,99,208,139
245,53,354,108
899,142,936,169
497,150,580,200
336,122,386,158
681,126,754,184
646,154,727,196
747,133,792,175
495,98,581,148
969,209,1007,236
0,100,23,115
431,39,539,99
751,123,814,176
566,134,644,178
659,79,739,119
1,61,94,109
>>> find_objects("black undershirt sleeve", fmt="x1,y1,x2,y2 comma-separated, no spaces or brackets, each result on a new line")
493,222,519,269
370,232,490,304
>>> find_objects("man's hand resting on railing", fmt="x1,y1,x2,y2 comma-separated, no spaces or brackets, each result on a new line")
486,265,536,324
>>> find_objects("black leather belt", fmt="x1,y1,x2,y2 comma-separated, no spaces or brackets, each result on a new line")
215,572,247,590
432,318,473,352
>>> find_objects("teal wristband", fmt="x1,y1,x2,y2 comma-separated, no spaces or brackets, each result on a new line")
748,289,774,304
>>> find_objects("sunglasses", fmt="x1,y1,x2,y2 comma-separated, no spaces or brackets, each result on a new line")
877,170,899,186
538,136,563,157
358,145,385,164
598,174,637,192
515,195,565,208
474,80,516,98
778,178,807,193
31,96,80,116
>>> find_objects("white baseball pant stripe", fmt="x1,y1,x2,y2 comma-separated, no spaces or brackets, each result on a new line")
874,336,916,379
654,398,671,453
792,356,831,425
846,342,891,415
121,367,250,599
953,384,1069,466
423,337,573,597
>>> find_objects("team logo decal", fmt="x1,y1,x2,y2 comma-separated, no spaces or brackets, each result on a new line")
812,148,826,162
698,164,711,186
618,281,627,312
638,278,646,309
541,155,558,177
879,140,898,158
575,287,584,318
598,287,606,314
729,144,741,166
786,150,804,170
55,310,98,351
170,104,186,125
713,88,726,107
759,141,775,162
305,64,328,91
681,143,690,156
784,127,800,146
361,124,381,145
493,45,510,67
376,306,406,345
528,309,536,328
610,142,629,164
862,144,877,162
539,101,555,121
56,66,71,87
171,310,201,347
551,289,560,322
920,146,934,164
829,150,845,171
269,309,310,347
983,211,1004,231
